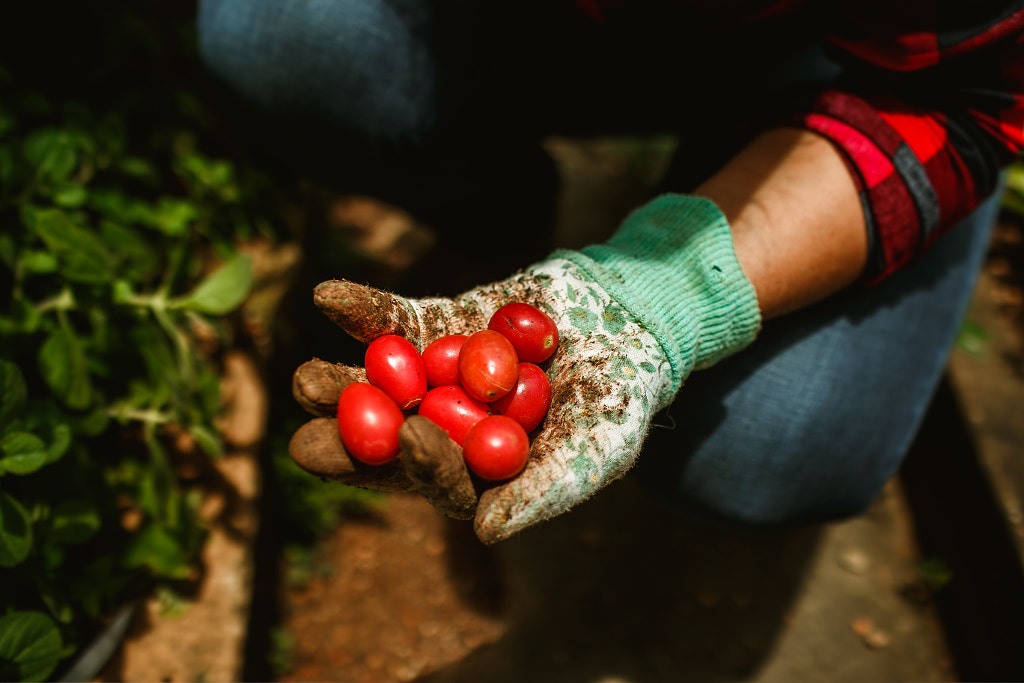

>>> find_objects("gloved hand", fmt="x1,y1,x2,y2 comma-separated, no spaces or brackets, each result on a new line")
288,194,762,543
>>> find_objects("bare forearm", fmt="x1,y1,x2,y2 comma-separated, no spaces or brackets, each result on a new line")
694,128,868,320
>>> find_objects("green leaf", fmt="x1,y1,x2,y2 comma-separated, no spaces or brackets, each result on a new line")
0,359,27,432
42,541,64,570
174,254,253,315
23,128,78,184
189,424,223,458
89,188,149,225
38,327,92,410
52,182,88,208
46,421,72,464
0,145,16,187
33,575,75,624
0,298,42,335
0,611,63,682
49,499,101,544
123,524,192,579
68,404,110,437
23,207,114,284
116,156,159,183
956,320,990,358
100,220,160,281
112,279,136,304
917,557,954,591
18,249,58,275
0,232,16,269
0,490,33,567
0,431,48,475
0,108,15,138
151,197,197,236
70,556,116,619
17,403,72,464
179,153,235,192
136,470,161,520
1000,188,1024,220
131,322,175,402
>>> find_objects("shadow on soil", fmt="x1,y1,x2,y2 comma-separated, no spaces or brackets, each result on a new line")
900,375,1024,682
419,477,822,683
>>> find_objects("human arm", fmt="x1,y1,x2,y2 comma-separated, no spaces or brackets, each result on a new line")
694,126,867,320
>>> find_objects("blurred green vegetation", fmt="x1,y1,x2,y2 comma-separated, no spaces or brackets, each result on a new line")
1002,161,1024,220
0,3,372,680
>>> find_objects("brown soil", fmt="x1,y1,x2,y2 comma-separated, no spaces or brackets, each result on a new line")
277,495,506,682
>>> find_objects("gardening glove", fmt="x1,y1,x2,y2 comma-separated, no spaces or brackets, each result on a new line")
289,194,762,543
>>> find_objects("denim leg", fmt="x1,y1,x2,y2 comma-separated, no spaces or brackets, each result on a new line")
632,191,1002,528
196,0,567,262
197,0,437,143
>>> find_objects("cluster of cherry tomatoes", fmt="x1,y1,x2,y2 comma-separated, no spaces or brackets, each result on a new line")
336,302,559,481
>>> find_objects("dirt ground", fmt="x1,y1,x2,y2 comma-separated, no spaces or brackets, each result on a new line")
273,469,957,683
276,496,505,682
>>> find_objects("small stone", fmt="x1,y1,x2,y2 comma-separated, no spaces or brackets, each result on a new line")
850,617,874,638
850,617,891,650
838,549,871,575
425,537,446,556
863,629,891,650
393,662,422,681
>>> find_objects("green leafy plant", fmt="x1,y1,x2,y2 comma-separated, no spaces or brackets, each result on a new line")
0,4,285,679
1001,161,1024,220
0,101,259,679
956,319,991,358
0,611,64,682
917,556,955,592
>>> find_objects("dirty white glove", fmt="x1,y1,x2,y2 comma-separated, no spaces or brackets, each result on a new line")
289,194,761,543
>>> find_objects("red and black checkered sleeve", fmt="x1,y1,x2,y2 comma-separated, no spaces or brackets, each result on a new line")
790,4,1024,283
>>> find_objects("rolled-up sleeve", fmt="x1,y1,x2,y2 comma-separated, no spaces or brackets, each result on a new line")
790,4,1024,282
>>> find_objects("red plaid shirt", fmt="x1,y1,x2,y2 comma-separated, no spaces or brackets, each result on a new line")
574,0,1024,282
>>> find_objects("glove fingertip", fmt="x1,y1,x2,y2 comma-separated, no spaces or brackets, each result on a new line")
289,417,414,491
400,416,478,520
292,359,366,416
313,279,417,343
289,417,353,478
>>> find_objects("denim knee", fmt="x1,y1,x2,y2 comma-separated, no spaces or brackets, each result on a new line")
197,0,438,143
633,402,901,531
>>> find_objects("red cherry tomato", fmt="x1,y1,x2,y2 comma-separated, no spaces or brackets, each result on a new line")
422,334,468,388
417,385,491,446
457,330,519,402
488,302,559,364
462,415,530,481
364,334,427,410
492,362,552,433
336,383,404,465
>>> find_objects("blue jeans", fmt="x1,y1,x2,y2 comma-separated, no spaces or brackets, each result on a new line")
632,197,996,527
198,0,1000,528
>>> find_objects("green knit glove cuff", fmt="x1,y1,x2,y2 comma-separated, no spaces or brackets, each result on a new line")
554,193,762,398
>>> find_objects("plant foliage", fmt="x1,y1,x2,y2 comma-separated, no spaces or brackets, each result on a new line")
0,2,283,678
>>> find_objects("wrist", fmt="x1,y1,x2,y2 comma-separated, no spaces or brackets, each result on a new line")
554,194,761,391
